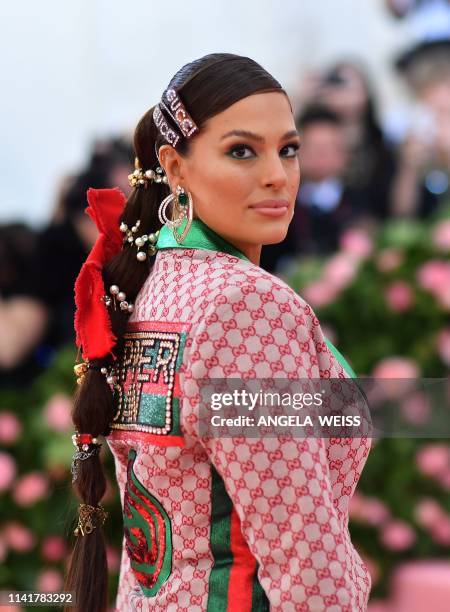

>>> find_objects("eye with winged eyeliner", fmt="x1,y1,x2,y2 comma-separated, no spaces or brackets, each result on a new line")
226,142,301,160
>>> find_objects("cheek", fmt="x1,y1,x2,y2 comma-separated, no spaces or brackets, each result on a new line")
190,158,255,208
288,163,301,198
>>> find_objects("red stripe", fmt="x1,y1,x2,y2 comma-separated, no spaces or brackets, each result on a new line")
126,320,190,333
108,429,185,447
227,506,257,612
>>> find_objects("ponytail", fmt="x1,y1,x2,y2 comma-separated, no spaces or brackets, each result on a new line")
64,107,168,612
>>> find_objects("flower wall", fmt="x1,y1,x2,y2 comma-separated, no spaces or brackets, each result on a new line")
285,207,450,601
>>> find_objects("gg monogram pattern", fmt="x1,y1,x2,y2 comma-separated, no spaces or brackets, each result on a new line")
106,248,371,611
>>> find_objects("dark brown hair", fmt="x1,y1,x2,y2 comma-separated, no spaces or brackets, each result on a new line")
64,52,284,612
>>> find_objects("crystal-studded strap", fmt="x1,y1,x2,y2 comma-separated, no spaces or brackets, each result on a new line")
161,88,198,139
153,105,180,147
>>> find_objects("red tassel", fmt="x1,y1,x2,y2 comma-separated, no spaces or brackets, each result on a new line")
74,188,127,360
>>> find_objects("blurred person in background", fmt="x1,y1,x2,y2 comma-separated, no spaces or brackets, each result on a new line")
0,137,132,388
261,105,372,273
295,60,397,221
0,223,46,386
386,0,450,216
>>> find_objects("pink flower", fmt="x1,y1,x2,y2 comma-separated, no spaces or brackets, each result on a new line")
435,283,450,310
416,444,450,477
43,394,72,432
400,391,431,425
13,472,49,506
372,357,420,379
416,260,450,293
41,536,67,562
0,452,17,492
416,260,450,309
349,491,365,520
436,328,450,366
437,469,450,490
36,568,63,592
384,281,414,313
415,499,444,528
362,498,390,526
381,520,416,551
302,281,338,307
3,522,36,552
323,252,359,291
432,219,450,252
339,228,374,260
349,493,390,526
0,412,21,444
376,248,403,273
430,517,450,545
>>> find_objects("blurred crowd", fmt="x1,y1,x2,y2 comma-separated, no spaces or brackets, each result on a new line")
2,0,450,388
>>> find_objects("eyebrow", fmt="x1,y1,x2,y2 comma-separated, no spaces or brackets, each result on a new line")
220,129,300,142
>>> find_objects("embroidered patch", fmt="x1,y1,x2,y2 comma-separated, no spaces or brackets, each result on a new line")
111,321,189,435
124,448,172,596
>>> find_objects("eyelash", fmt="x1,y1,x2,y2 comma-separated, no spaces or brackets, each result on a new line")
227,143,301,160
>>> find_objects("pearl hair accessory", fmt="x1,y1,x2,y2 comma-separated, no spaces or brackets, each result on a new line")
120,219,141,244
109,284,134,313
120,215,160,261
128,157,169,188
135,230,159,261
73,361,119,391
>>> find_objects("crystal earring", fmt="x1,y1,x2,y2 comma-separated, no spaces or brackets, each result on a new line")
158,185,193,244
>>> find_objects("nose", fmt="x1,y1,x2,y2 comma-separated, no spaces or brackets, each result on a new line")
260,151,288,190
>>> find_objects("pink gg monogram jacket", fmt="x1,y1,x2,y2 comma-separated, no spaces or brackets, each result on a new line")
106,246,371,611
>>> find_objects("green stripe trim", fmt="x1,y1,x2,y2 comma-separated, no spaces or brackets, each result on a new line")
251,568,270,611
207,465,233,612
325,337,357,378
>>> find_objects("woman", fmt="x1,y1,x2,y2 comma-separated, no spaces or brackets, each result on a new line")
66,53,371,611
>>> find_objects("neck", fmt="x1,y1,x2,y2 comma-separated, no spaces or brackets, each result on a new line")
230,241,261,266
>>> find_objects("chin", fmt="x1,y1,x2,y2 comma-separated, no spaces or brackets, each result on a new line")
259,220,290,246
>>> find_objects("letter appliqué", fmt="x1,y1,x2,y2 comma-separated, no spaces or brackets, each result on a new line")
111,321,189,436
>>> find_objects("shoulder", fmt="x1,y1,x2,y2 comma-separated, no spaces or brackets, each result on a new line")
205,257,319,327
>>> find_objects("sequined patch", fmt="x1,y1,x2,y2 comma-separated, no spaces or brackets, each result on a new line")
111,320,189,435
124,448,172,596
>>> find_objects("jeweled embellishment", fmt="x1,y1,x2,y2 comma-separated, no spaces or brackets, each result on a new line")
123,449,172,596
111,322,188,435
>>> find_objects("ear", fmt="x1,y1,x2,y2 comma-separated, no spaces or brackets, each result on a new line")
158,145,185,191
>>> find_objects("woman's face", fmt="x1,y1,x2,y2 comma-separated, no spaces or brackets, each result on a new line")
160,91,300,263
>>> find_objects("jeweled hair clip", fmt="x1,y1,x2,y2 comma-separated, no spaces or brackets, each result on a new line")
161,88,198,138
153,106,180,147
153,87,198,146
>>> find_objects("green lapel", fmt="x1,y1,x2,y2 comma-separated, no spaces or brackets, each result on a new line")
156,218,249,262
